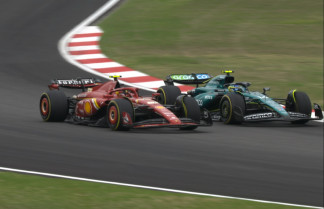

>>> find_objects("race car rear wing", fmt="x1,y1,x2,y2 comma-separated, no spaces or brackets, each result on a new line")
164,73,212,87
48,78,103,91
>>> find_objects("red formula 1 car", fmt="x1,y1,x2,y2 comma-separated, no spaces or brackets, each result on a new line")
39,76,212,131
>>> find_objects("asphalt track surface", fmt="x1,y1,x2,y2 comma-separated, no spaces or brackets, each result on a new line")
0,0,323,207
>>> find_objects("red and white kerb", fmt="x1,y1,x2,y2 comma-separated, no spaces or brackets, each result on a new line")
67,26,194,93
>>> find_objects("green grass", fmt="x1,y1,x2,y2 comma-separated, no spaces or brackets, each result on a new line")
99,0,323,106
0,171,308,209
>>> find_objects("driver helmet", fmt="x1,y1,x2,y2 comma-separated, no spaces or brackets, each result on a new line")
228,85,244,93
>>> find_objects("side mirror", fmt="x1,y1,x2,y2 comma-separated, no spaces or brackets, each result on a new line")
263,87,270,95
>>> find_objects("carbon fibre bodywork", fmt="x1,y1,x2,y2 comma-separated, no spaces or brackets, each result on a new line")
40,77,211,130
164,72,323,123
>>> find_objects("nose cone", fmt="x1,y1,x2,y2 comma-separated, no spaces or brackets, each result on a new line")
153,105,182,125
169,117,182,125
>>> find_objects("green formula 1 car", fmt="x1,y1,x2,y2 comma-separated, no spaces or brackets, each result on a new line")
157,71,323,124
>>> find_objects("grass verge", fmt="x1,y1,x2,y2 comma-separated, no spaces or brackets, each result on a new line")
99,0,323,106
0,171,308,209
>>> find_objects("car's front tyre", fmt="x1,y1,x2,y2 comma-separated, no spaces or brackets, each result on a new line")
286,90,312,124
220,93,245,124
107,99,134,131
176,96,200,130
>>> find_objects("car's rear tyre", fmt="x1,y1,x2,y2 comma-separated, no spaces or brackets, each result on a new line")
286,90,312,124
157,86,181,105
107,99,134,131
220,92,245,124
177,96,200,130
40,90,68,122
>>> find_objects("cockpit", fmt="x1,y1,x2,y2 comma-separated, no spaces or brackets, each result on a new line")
205,74,235,88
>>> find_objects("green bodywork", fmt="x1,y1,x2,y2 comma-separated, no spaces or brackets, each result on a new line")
190,74,289,118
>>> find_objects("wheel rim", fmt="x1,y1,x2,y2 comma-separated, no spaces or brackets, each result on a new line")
109,106,118,124
157,96,163,104
122,112,132,125
221,101,230,119
41,97,49,116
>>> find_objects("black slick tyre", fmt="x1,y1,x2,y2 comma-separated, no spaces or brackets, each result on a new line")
220,92,245,124
286,91,312,124
107,99,134,131
40,90,68,122
178,96,200,130
157,86,181,105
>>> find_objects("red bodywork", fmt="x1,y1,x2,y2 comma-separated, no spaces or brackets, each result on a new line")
49,79,197,128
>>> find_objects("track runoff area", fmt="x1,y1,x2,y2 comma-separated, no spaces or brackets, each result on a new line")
0,166,322,209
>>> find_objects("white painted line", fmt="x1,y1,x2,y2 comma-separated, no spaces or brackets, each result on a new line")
0,167,321,209
76,26,103,34
85,62,123,69
174,82,187,87
103,71,148,78
68,45,100,51
70,36,100,43
71,54,107,60
132,80,166,88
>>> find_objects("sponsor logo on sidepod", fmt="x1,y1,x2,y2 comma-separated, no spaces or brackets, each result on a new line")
244,113,275,120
